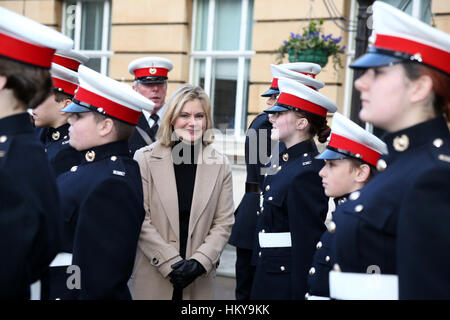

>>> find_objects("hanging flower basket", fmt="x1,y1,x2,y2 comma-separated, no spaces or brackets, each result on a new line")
277,20,346,70
288,48,329,67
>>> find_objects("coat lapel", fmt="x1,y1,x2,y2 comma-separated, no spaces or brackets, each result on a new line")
149,143,180,236
188,145,221,235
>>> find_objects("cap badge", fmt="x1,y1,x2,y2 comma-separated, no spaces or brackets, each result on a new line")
393,134,409,152
149,67,157,75
85,150,96,162
52,131,60,141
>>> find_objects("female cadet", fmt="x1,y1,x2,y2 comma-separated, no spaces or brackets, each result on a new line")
229,62,323,300
250,77,337,300
329,1,450,299
305,112,387,299
0,7,73,299
130,84,234,300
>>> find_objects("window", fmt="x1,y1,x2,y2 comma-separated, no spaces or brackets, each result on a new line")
190,0,254,136
382,0,432,22
62,0,112,75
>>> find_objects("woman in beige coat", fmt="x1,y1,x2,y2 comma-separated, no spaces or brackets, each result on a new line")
129,84,234,300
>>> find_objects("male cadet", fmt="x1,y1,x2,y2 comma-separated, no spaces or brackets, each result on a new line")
127,56,173,155
33,52,88,177
56,66,154,299
0,7,73,299
228,62,323,300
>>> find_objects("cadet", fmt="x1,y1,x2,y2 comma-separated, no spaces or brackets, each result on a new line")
33,61,85,177
127,56,173,154
229,62,324,300
329,1,450,299
56,66,154,299
305,112,387,299
250,78,337,300
0,6,73,299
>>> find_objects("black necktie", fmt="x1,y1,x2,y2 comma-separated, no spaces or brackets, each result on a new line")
148,113,159,141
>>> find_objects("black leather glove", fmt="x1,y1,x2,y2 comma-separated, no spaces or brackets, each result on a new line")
169,259,206,289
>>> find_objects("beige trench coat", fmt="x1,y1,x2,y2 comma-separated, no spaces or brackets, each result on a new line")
129,142,234,300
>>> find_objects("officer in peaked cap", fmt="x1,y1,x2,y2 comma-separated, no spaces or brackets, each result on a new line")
250,78,336,300
33,63,83,177
229,62,324,300
127,56,174,155
0,6,73,299
329,1,450,300
305,112,387,300
55,65,154,299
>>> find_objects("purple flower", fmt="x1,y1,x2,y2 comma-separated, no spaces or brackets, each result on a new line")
290,32,295,38
340,45,346,52
283,40,288,45
333,36,342,44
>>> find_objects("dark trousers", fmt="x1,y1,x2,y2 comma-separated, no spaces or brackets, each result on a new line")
235,247,255,300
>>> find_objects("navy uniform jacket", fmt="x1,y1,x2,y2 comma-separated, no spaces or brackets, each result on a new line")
57,140,145,299
38,124,82,176
229,113,274,249
0,113,60,299
306,195,349,298
251,139,328,300
331,116,450,299
128,114,154,156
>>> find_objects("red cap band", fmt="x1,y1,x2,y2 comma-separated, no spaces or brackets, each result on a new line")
328,133,381,167
0,32,55,68
75,87,141,125
271,78,279,89
277,92,327,117
52,55,81,71
134,67,168,78
375,34,450,75
52,77,78,96
298,72,316,78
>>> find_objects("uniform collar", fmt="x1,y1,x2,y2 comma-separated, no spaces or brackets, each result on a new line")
279,139,317,163
80,140,130,164
382,116,450,157
45,123,70,142
0,113,34,135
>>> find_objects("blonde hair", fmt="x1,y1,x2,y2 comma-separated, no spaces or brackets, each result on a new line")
157,84,214,147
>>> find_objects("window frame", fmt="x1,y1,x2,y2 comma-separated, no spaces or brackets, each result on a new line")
190,0,255,138
61,0,113,75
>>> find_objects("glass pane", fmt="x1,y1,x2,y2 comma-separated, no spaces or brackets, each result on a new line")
85,57,101,73
240,59,251,132
213,0,241,50
246,0,254,50
195,0,209,51
192,59,206,89
212,59,237,132
80,1,104,50
64,1,77,39
381,0,431,22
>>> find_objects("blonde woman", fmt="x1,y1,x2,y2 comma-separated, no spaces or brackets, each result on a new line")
129,84,234,300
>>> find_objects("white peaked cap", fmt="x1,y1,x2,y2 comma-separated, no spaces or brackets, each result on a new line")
62,66,155,125
318,112,387,167
53,49,89,71
51,63,79,96
267,77,337,117
271,64,324,90
128,56,174,82
278,62,322,76
0,6,73,68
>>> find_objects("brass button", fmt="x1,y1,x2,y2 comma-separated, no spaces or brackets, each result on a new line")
261,207,264,212
325,256,331,262
277,166,282,171
85,150,95,162
376,159,387,172
327,221,336,233
258,251,262,257
52,131,60,141
309,267,316,275
349,191,360,201
0,135,7,143
70,166,78,172
333,264,341,272
152,257,159,265
433,138,444,148
268,196,273,201
355,204,364,213
280,266,286,271
261,229,265,233
265,185,270,191
282,153,289,162
111,156,117,161
393,134,409,152
305,293,310,299
316,241,322,249
256,211,260,216
303,153,308,157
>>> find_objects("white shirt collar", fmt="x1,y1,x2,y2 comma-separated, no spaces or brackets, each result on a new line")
142,104,166,126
